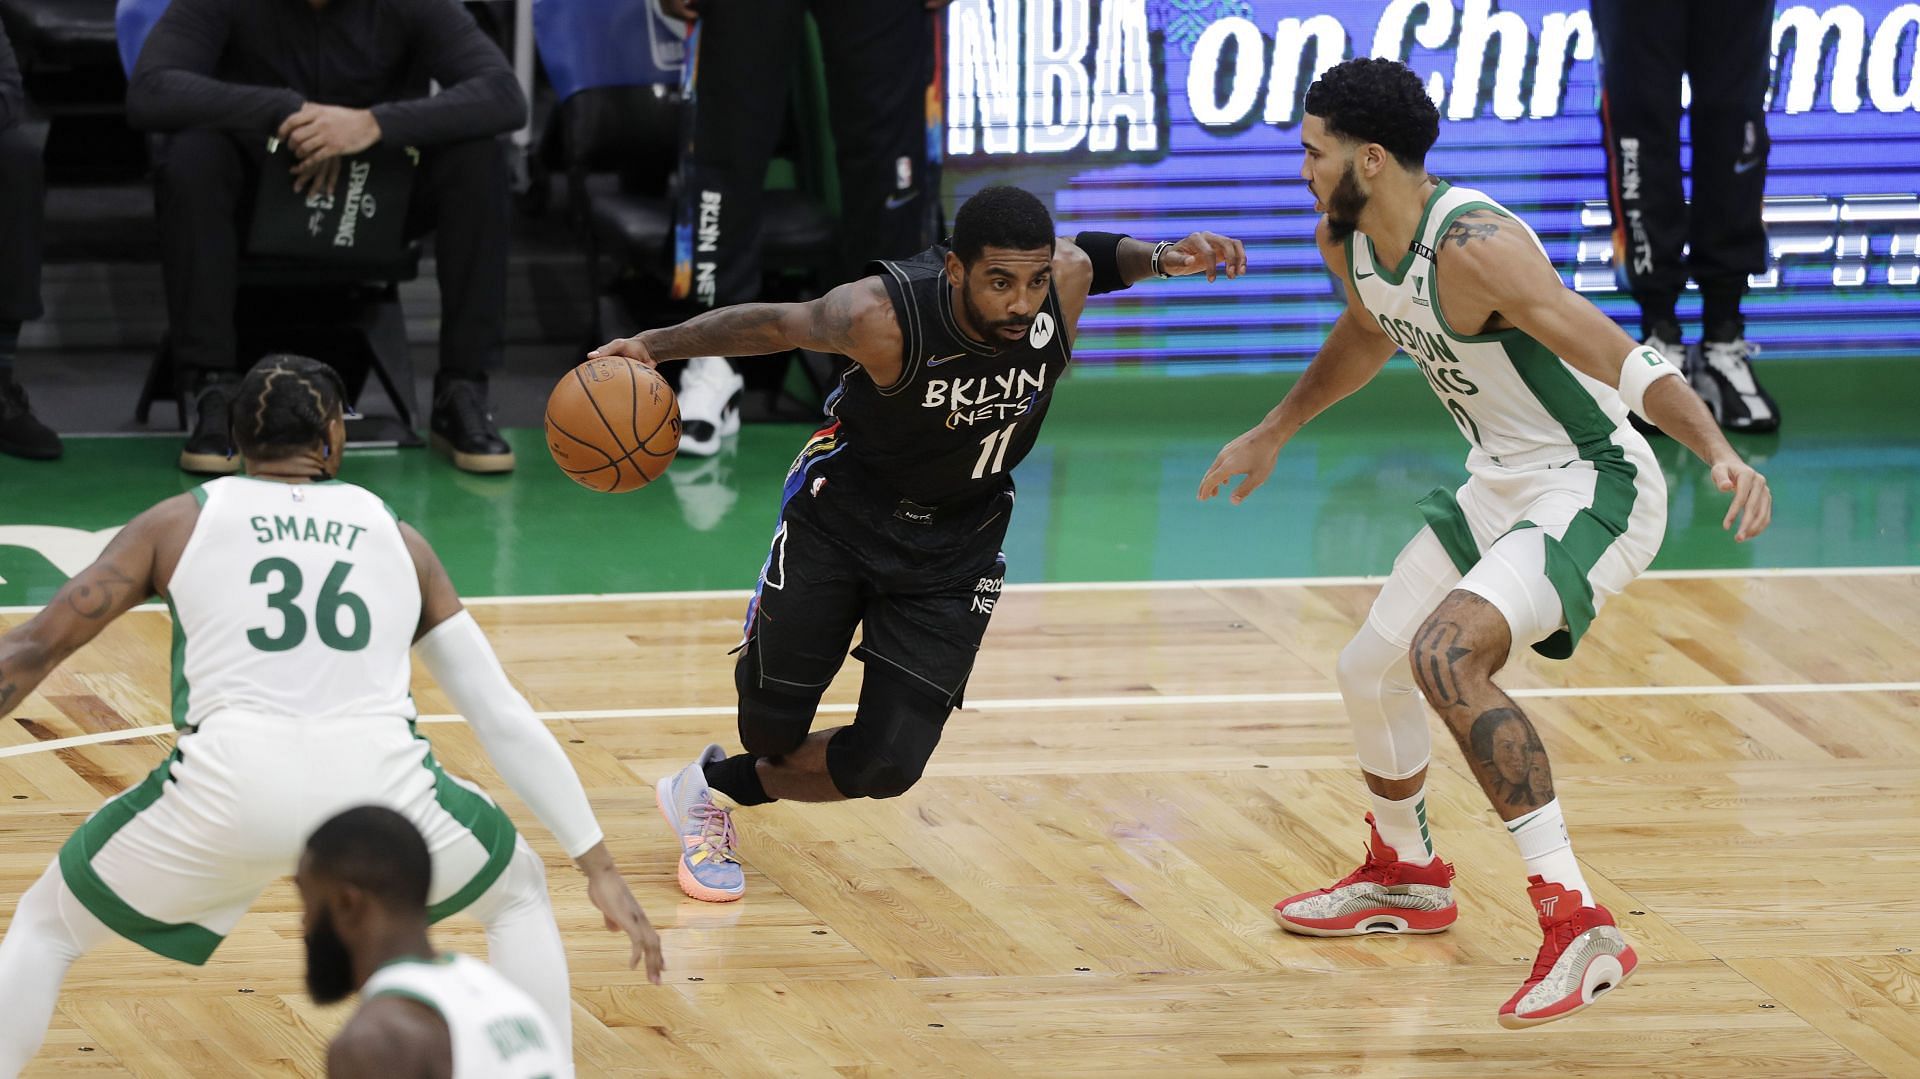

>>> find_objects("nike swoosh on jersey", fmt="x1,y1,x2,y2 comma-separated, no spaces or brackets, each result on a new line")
1355,271,1375,280
925,352,968,366
1732,158,1761,174
885,191,920,211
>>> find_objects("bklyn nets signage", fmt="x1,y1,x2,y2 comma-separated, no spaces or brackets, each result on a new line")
944,0,1920,156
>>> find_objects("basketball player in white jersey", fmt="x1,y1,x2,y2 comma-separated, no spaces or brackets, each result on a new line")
303,806,566,1079
1200,59,1772,1027
0,355,662,1075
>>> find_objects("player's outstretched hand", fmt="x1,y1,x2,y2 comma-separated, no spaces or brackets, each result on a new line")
587,335,660,369
1711,457,1773,542
1198,426,1283,504
577,845,665,984
1159,231,1248,282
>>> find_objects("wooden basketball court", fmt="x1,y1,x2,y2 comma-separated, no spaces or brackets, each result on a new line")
4,570,1918,1076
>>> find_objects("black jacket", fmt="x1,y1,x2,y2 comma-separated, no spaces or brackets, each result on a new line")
126,0,526,146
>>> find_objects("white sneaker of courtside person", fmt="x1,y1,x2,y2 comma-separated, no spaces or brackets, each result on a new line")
656,744,745,902
676,355,744,458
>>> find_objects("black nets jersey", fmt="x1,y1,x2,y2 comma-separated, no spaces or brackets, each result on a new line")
806,244,1073,505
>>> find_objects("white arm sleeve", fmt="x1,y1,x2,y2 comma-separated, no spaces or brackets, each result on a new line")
1617,343,1684,419
415,610,604,859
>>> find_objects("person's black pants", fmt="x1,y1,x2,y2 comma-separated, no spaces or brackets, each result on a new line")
154,129,511,382
1593,0,1774,318
686,0,933,309
0,123,44,324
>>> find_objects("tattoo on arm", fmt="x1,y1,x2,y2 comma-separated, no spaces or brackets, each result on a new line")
648,304,791,360
1410,619,1474,707
65,564,137,621
1440,212,1502,248
806,287,861,355
0,671,19,714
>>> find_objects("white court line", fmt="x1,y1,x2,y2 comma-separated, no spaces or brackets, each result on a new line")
2,565,1915,616
4,680,1916,761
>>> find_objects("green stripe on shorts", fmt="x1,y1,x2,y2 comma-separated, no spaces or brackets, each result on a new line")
58,750,226,965
1416,486,1479,577
410,724,518,923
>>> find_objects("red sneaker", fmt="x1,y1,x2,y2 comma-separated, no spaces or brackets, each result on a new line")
1273,814,1457,936
1498,876,1638,1028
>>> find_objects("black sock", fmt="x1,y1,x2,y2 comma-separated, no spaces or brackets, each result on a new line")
1634,295,1680,343
704,752,775,806
1701,284,1745,342
0,320,18,380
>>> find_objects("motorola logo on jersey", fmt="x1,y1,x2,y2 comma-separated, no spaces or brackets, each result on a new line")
1028,311,1056,349
922,367,1049,428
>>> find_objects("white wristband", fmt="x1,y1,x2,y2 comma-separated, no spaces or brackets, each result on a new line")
1617,343,1683,419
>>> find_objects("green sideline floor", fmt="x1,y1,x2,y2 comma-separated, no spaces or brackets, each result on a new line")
2,358,1915,606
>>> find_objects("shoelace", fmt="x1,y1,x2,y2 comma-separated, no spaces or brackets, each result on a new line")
1701,339,1761,368
1329,843,1397,889
1524,916,1582,986
687,800,738,864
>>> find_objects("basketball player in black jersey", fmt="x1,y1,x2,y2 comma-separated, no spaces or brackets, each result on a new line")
589,185,1246,901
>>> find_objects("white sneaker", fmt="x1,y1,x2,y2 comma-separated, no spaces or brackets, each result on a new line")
677,355,743,458
1641,329,1686,369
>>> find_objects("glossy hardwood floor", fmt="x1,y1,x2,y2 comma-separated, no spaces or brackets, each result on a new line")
4,570,1918,1076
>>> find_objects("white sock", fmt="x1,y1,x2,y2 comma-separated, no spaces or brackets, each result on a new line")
1506,799,1592,907
1367,786,1436,865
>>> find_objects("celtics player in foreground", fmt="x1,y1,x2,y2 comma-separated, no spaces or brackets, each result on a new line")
590,187,1246,902
1199,59,1772,1028
305,806,565,1079
0,356,662,1075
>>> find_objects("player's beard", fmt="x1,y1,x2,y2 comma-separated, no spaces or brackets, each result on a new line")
961,275,1032,351
1322,162,1368,242
304,908,357,1005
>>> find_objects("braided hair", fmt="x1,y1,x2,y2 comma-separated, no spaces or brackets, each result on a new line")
230,354,347,461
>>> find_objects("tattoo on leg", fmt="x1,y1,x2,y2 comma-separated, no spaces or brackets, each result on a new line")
1411,619,1474,707
1467,706,1552,811
65,564,135,621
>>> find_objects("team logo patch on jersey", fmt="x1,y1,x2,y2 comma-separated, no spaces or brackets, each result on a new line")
1028,311,1055,349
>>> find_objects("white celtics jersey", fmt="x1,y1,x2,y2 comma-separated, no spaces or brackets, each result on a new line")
1348,181,1631,463
362,953,566,1079
164,477,421,729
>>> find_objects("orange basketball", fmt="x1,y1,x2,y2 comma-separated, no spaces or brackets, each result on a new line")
545,356,681,493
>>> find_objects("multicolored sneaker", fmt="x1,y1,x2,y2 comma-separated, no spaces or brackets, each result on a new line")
1498,876,1638,1028
655,744,745,902
1273,813,1457,936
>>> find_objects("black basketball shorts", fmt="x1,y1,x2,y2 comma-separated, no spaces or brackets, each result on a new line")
736,472,1012,707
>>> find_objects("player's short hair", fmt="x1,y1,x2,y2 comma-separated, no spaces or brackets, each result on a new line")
305,805,432,910
231,354,346,461
951,185,1054,265
1304,58,1440,168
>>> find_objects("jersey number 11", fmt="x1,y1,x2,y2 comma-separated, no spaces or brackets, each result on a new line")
972,423,1019,480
